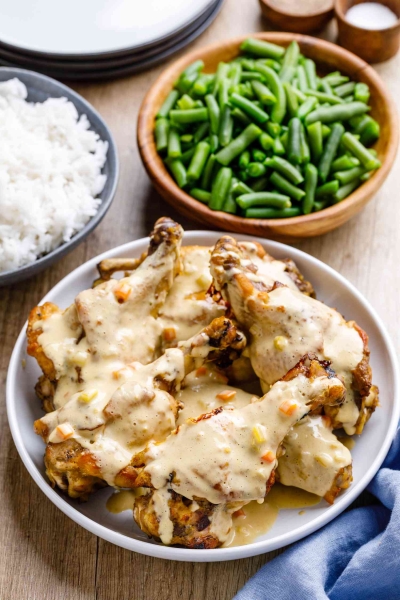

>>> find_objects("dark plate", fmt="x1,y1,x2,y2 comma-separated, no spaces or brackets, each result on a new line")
0,67,119,286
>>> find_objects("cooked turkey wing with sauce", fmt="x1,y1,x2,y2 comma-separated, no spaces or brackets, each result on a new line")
34,317,246,499
276,415,353,504
210,235,378,435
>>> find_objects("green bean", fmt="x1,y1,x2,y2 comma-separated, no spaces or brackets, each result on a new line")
260,59,281,72
240,38,285,60
209,134,219,153
218,78,230,109
223,190,237,214
181,147,195,166
253,64,286,123
341,132,381,170
305,90,343,105
283,82,299,118
296,65,308,92
180,134,193,144
229,62,242,88
292,87,307,103
215,123,262,166
177,94,196,110
212,62,230,95
209,167,232,210
273,136,285,156
331,155,360,171
239,150,251,169
176,71,198,94
231,107,252,126
343,95,354,103
201,154,217,189
305,102,369,125
319,79,333,95
155,118,169,153
193,122,210,144
297,96,317,120
247,162,267,178
236,192,291,209
190,188,211,203
187,141,211,182
318,123,345,182
157,90,179,118
270,171,305,200
302,163,318,214
360,119,380,146
241,71,264,82
232,180,253,196
240,58,255,71
167,159,187,188
288,117,302,165
251,80,277,105
205,94,220,136
266,122,281,138
354,82,370,104
194,99,205,108
219,106,234,147
324,74,349,87
315,180,340,198
306,121,323,162
300,124,310,164
182,60,204,78
322,124,332,139
334,165,366,185
360,171,372,182
280,130,288,151
313,199,329,212
170,108,209,124
249,176,267,192
304,59,317,90
333,179,360,203
168,127,182,158
279,41,300,83
230,93,270,124
259,132,275,151
335,82,356,98
265,156,304,184
193,74,214,96
252,149,267,162
245,207,300,218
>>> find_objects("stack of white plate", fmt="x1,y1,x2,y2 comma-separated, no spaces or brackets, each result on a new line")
0,0,223,80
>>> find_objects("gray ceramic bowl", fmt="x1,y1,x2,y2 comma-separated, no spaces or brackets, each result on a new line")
0,67,119,286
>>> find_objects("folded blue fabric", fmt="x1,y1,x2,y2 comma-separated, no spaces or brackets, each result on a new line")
234,428,400,600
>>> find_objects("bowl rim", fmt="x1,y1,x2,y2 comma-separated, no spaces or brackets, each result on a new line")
260,0,334,19
6,230,400,562
334,0,400,33
137,32,399,236
0,66,119,284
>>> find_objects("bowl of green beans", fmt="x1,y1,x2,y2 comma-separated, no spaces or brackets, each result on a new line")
137,33,398,241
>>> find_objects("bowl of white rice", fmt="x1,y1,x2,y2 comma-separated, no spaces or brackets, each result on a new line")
0,67,119,285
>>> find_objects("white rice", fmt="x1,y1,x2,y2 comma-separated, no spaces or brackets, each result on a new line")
0,78,108,273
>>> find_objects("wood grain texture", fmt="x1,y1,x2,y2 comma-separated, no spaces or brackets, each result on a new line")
0,2,399,598
259,0,334,33
137,32,398,242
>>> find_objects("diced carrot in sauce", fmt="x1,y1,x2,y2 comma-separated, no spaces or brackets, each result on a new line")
233,509,246,518
322,415,332,428
114,283,132,303
261,451,276,463
216,390,237,401
195,366,207,377
279,400,298,416
162,327,177,342
56,423,74,440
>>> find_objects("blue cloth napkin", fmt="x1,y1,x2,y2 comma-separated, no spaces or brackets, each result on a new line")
234,428,400,600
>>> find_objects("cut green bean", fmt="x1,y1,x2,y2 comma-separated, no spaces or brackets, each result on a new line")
236,192,291,209
331,155,360,171
230,93,270,124
170,108,209,124
190,188,211,203
305,90,343,105
316,180,340,198
239,150,251,169
305,102,369,125
201,154,217,190
247,162,267,178
219,106,234,147
229,62,242,88
341,132,381,170
334,165,366,185
261,59,281,72
177,94,196,110
157,90,179,118
283,82,299,118
223,191,237,214
319,79,333,95
318,123,345,182
259,132,274,151
288,117,302,165
304,59,317,90
205,94,221,135
241,71,264,82
307,121,323,162
240,38,285,60
193,74,214,96
215,123,262,166
231,107,252,125
335,82,356,98
252,149,267,162
354,82,370,104
273,136,285,156
302,163,318,214
193,121,210,144
322,124,332,139
245,207,300,218
232,180,253,196
168,127,182,158
212,62,230,96
209,167,233,210
324,74,349,87
265,156,304,185
300,124,310,164
333,179,360,203
250,176,268,192
181,147,195,166
313,199,329,212
251,80,277,105
270,171,305,200
280,41,300,83
297,96,317,120
292,87,307,103
187,141,211,182
209,134,219,153
297,65,308,92
218,78,230,109
155,118,169,153
167,159,187,188
253,64,286,123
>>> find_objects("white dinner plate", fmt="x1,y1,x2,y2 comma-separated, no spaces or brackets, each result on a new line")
7,231,399,562
0,0,216,58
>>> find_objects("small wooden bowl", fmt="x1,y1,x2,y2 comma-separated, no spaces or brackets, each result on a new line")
259,0,334,34
335,0,400,63
137,32,398,242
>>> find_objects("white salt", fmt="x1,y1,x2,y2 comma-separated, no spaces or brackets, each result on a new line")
346,2,398,30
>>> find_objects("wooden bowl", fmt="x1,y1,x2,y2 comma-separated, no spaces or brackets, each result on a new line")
259,0,334,34
137,32,398,242
335,0,400,63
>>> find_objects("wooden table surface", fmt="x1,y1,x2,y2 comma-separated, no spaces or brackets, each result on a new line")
0,1,399,598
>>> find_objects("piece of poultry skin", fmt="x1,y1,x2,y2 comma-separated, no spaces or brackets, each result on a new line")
210,235,378,435
130,356,345,547
34,317,246,499
27,217,183,412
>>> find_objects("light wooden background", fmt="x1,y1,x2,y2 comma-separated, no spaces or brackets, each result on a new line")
0,1,399,598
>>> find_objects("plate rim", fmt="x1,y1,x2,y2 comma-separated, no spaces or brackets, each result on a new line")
7,230,400,562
